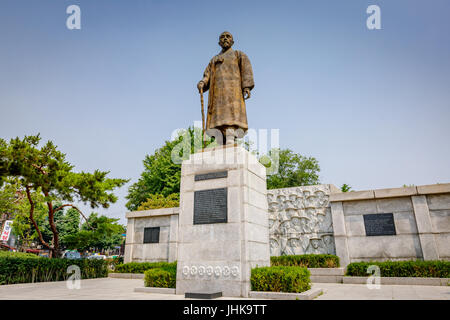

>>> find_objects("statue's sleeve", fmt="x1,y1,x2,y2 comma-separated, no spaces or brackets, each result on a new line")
239,51,255,90
200,60,212,92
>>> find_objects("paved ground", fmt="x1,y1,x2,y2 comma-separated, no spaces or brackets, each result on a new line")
0,278,246,300
0,278,448,300
313,282,450,300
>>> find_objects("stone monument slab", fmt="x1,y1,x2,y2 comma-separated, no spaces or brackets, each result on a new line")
176,146,270,297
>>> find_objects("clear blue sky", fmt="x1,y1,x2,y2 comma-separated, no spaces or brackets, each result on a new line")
1,0,449,224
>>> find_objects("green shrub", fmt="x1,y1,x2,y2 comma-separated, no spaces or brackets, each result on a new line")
271,254,340,268
114,261,177,274
138,193,179,211
346,260,450,278
251,266,311,293
105,256,125,271
144,268,176,288
0,256,108,285
115,256,124,264
0,251,41,259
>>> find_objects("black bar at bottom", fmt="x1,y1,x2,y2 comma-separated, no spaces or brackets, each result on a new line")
185,291,223,299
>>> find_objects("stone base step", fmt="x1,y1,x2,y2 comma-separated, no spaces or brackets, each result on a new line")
343,276,450,286
108,273,144,279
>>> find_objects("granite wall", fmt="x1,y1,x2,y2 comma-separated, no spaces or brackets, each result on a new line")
330,184,450,266
124,207,178,263
124,183,450,266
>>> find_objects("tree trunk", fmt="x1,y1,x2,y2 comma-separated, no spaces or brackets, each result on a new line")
44,191,60,258
25,186,53,253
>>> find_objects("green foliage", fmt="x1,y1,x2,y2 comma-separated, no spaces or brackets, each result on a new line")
59,208,81,241
37,205,81,249
3,134,127,206
64,213,125,252
0,139,9,187
251,266,311,293
138,193,179,211
0,256,108,285
0,134,128,256
0,178,24,218
114,261,177,274
266,149,320,189
107,256,124,271
115,262,178,288
144,268,176,288
0,251,41,259
340,184,352,192
346,260,450,278
271,254,340,268
126,128,321,211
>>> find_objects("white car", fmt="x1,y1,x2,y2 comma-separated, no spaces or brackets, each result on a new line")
62,251,81,259
87,254,107,260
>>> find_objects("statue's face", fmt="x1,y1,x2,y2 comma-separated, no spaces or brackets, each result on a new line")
219,32,234,49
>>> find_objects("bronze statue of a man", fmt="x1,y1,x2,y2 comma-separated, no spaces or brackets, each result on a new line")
197,31,254,145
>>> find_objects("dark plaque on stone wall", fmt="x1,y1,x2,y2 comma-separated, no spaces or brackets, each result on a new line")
194,187,227,224
363,213,396,236
195,171,228,181
143,227,160,243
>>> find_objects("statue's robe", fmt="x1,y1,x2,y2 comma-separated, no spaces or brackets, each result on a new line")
201,49,254,132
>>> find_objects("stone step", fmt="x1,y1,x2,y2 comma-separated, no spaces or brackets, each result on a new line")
108,273,144,279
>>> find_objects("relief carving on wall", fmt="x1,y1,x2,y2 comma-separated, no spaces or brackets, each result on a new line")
267,185,336,256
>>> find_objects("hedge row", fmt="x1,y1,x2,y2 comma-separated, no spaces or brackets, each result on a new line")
271,254,340,268
251,266,311,293
144,268,176,288
0,255,108,285
0,251,41,259
346,260,450,278
115,261,177,274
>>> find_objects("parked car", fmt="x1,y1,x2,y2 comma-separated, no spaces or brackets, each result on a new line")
87,254,106,260
62,250,82,259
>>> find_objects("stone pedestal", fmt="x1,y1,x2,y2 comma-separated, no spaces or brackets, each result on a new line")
175,146,270,297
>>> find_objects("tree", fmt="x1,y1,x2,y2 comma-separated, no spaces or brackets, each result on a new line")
39,206,81,250
64,213,125,253
0,178,47,250
10,187,48,250
340,184,352,192
0,178,25,220
126,128,321,210
266,149,320,189
1,134,128,257
62,208,81,239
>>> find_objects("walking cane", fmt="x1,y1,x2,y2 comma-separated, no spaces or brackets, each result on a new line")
200,87,206,151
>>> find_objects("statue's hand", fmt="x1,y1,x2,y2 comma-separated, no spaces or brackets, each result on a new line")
197,81,204,94
243,88,251,100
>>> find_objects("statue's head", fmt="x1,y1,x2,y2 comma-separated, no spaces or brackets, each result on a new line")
219,31,234,50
